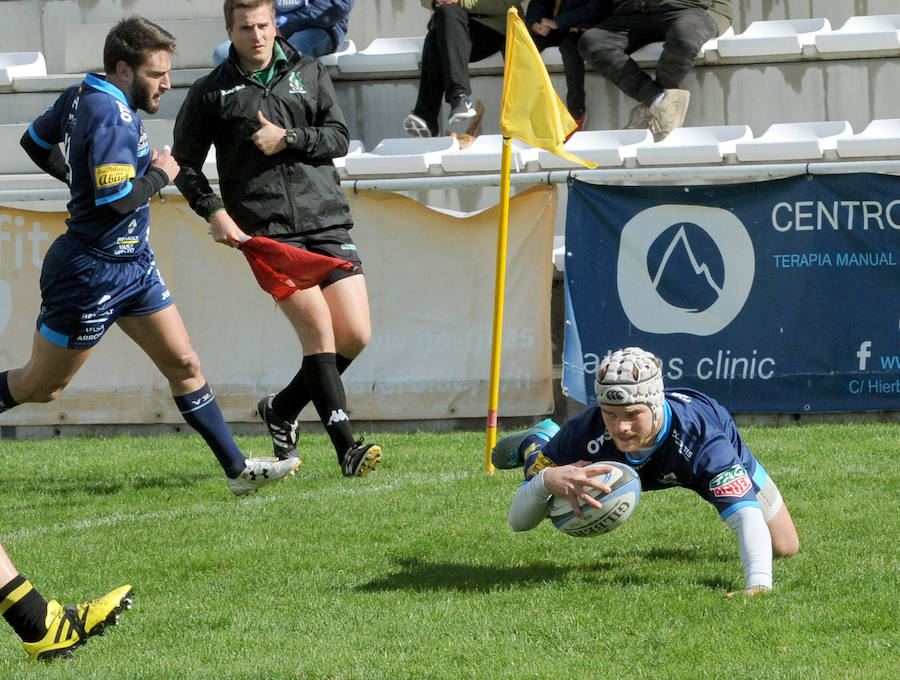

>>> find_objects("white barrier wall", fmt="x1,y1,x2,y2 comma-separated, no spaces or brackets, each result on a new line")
0,188,556,426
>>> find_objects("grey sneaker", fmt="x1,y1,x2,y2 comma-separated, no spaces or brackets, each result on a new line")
625,103,655,130
228,456,301,496
341,439,382,477
404,112,432,138
257,394,298,460
491,418,560,469
650,88,690,141
448,94,477,125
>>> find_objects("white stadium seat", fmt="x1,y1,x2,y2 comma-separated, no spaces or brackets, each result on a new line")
537,129,653,169
835,119,900,158
815,14,900,54
716,18,831,58
318,39,357,67
332,139,365,177
343,136,458,176
636,125,753,165
0,52,47,87
336,37,424,74
735,121,852,161
440,135,538,173
0,123,38,174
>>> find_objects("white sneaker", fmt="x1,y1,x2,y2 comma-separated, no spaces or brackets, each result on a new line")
228,456,301,496
403,112,432,138
650,88,690,141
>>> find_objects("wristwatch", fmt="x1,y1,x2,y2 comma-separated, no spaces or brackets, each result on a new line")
283,128,298,148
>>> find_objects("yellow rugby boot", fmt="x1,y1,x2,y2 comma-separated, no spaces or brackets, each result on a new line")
23,585,133,661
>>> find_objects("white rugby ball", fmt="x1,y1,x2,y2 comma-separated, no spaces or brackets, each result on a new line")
548,462,641,537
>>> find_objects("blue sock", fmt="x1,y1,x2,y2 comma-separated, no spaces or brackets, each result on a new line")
0,371,18,414
174,384,246,478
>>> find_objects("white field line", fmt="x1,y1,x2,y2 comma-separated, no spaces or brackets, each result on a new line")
1,470,480,541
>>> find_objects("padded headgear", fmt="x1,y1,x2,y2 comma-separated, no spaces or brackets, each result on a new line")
595,347,665,426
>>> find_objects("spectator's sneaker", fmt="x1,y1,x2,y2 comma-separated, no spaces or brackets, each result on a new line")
573,111,586,132
491,418,560,469
650,88,690,141
257,394,299,460
404,112,432,138
566,111,586,141
448,94,477,125
341,439,382,477
625,103,655,130
23,586,133,661
228,456,301,496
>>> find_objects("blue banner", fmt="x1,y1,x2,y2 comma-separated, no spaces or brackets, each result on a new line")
563,173,899,412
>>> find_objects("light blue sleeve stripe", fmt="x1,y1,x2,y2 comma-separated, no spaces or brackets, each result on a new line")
39,324,70,348
721,500,761,519
95,181,133,206
752,462,768,489
28,122,53,149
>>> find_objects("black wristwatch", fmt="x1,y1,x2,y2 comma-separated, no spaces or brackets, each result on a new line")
284,128,298,148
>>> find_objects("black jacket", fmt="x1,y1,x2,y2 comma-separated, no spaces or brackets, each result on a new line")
525,0,613,33
173,38,352,236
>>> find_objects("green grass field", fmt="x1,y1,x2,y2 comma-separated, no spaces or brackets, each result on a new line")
0,422,897,679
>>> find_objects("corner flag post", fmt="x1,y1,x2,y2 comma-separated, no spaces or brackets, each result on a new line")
484,137,513,474
485,7,596,473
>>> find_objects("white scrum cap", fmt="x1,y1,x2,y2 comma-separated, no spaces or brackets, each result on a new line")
595,347,665,425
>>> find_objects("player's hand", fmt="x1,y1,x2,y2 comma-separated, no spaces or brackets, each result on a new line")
726,585,771,599
252,111,287,156
542,462,613,517
150,146,180,182
531,22,551,36
207,210,250,248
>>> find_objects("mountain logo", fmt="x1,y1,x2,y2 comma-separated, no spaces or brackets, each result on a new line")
617,205,754,336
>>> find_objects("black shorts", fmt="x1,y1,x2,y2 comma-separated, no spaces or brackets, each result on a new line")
272,226,363,288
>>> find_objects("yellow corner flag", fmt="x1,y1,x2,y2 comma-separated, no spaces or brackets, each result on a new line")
499,7,597,169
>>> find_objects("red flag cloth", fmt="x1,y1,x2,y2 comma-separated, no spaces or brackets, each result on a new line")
236,235,359,301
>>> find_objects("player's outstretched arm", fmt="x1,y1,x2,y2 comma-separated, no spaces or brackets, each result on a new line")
724,505,773,598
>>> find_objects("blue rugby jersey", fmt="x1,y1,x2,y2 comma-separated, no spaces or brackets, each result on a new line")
525,389,768,519
28,73,151,259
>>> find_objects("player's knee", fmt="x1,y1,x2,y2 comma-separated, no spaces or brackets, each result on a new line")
339,328,370,359
774,533,800,558
166,349,202,383
31,382,67,403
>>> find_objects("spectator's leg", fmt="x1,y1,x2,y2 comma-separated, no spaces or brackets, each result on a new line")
654,8,718,89
559,32,586,118
412,24,448,135
286,27,336,58
431,3,476,102
579,16,663,108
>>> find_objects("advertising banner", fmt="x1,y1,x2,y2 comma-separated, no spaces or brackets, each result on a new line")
562,174,899,412
0,188,556,425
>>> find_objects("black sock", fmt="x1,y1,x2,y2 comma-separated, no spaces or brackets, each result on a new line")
0,371,19,414
1,576,49,643
174,383,246,478
300,353,355,459
272,353,354,422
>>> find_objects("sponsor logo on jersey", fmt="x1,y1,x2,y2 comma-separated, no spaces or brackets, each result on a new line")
95,164,135,188
288,72,306,95
709,464,752,497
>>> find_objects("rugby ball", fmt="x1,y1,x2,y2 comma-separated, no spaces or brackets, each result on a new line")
548,462,641,537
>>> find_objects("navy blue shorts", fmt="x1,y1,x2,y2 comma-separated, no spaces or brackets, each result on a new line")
36,234,174,349
274,226,363,288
